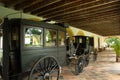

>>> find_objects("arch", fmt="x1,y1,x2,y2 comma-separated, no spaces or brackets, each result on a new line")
66,28,74,37
104,36,120,42
76,30,85,36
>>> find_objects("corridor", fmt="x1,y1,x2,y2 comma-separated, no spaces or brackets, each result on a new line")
60,48,120,80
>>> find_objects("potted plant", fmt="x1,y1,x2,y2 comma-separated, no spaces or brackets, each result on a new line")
111,38,120,62
106,38,120,62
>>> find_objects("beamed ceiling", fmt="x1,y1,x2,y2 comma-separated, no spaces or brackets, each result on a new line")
0,0,120,36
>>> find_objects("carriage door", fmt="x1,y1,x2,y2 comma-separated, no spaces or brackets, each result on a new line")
3,19,21,80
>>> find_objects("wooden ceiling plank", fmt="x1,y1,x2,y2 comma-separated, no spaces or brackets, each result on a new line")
73,26,120,36
40,0,104,17
15,0,43,10
60,2,120,20
60,13,120,23
4,0,27,7
23,0,61,13
45,0,120,19
68,14,120,23
30,0,81,14
37,0,96,16
68,16,120,27
50,3,120,22
64,8,120,22
49,5,120,23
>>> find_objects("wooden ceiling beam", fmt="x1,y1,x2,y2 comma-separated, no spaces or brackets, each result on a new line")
65,9,120,23
36,0,96,16
3,0,27,7
103,33,120,36
14,0,43,10
75,25,120,36
64,14,119,24
68,17,119,27
23,0,61,13
102,32,120,36
73,27,120,36
40,0,106,17
53,9,120,23
45,0,119,19
51,2,120,20
30,0,81,14
57,3,120,21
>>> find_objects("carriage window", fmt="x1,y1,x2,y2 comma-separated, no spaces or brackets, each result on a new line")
45,29,57,47
24,27,43,47
79,38,82,43
59,31,65,46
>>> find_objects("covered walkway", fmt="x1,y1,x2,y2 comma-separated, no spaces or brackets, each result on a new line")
60,48,120,80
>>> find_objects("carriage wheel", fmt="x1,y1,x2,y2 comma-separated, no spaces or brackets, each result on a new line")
85,56,90,67
28,56,61,80
75,57,84,75
85,60,89,67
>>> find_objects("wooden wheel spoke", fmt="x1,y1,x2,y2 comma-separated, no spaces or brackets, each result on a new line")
29,56,60,80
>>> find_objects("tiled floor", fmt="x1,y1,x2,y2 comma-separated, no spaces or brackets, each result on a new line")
1,48,120,80
60,48,120,80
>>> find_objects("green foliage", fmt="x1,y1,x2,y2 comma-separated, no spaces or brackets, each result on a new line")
107,38,120,57
26,28,42,35
106,38,117,44
111,39,120,57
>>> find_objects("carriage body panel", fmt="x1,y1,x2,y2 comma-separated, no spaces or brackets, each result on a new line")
1,18,67,80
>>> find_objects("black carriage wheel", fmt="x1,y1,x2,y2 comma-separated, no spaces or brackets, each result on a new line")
85,60,89,67
28,56,61,80
75,57,84,75
85,56,90,67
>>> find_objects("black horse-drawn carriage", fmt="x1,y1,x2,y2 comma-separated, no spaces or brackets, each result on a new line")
0,18,93,80
66,36,93,74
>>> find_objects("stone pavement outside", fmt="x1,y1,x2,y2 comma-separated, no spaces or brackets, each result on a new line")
60,48,120,80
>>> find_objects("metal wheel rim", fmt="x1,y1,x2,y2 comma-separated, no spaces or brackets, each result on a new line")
28,56,61,80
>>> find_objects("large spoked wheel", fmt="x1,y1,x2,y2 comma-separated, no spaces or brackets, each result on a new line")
75,57,84,75
28,56,61,80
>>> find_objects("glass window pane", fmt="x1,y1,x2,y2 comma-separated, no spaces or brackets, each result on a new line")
45,29,57,47
24,27,43,47
59,31,65,46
